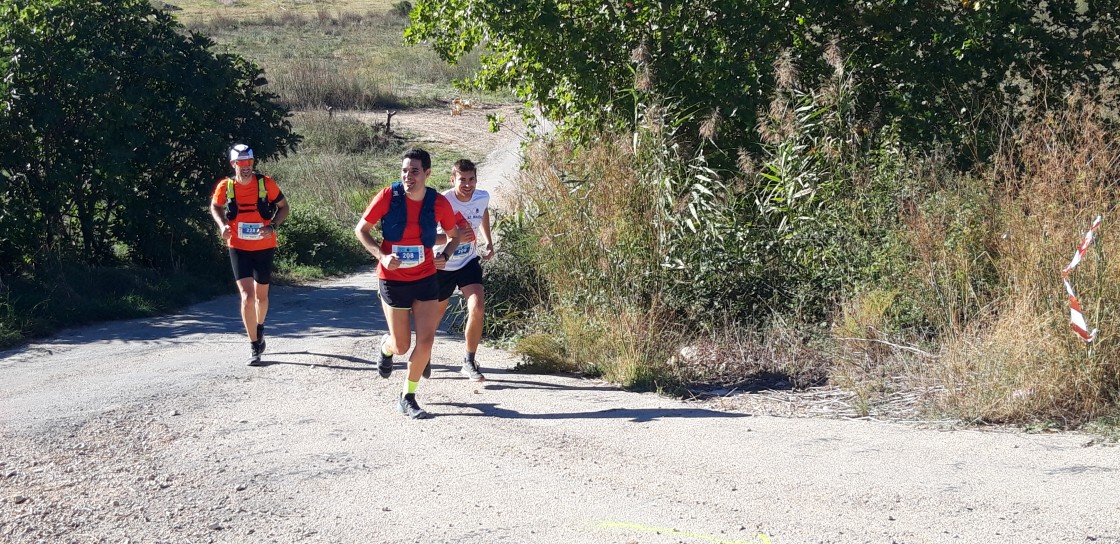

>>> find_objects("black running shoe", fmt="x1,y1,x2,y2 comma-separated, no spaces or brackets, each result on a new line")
377,335,393,379
248,340,264,366
460,359,486,382
256,323,265,353
398,393,430,419
422,360,432,379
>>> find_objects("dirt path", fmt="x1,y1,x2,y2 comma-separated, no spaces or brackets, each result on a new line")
1,107,1119,544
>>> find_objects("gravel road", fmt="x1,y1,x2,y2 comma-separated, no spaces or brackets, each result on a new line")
2,107,1118,544
2,268,1118,544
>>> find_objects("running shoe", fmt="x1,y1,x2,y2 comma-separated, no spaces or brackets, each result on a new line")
377,335,393,379
398,393,431,419
460,358,486,382
247,340,264,366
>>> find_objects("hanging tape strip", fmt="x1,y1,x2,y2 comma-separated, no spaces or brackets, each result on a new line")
1061,216,1101,342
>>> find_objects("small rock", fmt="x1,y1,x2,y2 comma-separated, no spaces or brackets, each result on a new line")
170,410,180,417
208,523,222,531
6,471,16,478
12,495,28,504
235,484,247,492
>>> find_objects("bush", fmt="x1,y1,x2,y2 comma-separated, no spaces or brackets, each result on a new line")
276,204,368,277
0,263,230,347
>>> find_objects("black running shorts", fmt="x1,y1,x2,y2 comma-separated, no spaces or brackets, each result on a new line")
436,257,483,301
229,247,276,284
379,275,439,309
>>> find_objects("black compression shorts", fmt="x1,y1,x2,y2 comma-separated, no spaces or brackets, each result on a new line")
379,275,439,309
436,257,483,301
228,247,275,284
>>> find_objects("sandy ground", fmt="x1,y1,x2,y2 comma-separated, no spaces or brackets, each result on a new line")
2,104,1119,544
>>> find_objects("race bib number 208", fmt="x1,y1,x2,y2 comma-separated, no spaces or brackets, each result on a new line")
392,244,424,268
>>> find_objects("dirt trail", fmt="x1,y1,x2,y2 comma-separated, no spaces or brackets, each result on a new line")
1,105,1119,544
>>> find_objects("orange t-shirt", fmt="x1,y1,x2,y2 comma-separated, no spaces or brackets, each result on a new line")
362,185,458,281
211,175,284,251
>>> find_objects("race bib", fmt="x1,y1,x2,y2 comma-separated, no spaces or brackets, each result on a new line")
238,222,264,240
452,242,473,258
392,244,425,268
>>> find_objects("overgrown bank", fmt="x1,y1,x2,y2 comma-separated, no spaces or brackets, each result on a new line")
486,90,1120,427
409,1,1120,427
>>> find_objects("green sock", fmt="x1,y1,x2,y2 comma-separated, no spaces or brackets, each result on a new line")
405,379,419,395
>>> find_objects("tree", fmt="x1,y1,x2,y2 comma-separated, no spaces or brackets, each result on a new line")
406,0,1120,161
0,0,300,277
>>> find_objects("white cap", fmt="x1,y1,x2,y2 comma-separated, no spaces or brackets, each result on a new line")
229,144,254,162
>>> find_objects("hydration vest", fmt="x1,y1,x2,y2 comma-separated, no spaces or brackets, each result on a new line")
223,173,277,221
381,181,437,247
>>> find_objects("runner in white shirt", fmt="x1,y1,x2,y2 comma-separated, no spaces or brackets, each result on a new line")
433,159,494,381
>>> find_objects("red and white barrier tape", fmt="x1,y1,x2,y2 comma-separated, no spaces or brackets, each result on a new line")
1061,215,1101,342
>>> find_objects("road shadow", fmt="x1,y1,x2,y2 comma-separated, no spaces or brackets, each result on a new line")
413,365,622,393
477,377,623,393
428,402,751,422
254,350,378,370
9,281,393,348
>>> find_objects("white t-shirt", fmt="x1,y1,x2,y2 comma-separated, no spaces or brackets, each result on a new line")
435,188,489,272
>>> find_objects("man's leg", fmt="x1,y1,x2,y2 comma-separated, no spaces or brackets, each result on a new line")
398,298,442,419
236,277,265,366
460,283,485,354
236,277,259,341
379,298,413,378
457,262,486,381
409,298,442,381
254,281,270,351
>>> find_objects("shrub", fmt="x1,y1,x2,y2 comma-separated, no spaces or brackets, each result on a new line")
276,204,368,277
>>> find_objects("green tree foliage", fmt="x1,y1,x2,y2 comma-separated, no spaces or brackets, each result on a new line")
0,0,300,277
406,0,1119,160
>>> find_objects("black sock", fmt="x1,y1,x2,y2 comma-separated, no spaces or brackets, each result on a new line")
465,352,475,363
256,323,264,339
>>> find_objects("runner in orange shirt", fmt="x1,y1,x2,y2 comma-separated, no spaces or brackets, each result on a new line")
355,148,473,419
209,144,289,366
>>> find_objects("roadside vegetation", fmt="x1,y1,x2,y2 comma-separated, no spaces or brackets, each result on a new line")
5,0,1119,432
0,0,492,347
412,1,1120,429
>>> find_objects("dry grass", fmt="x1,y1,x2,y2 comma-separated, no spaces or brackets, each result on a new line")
171,3,489,109
159,0,394,19
905,93,1120,424
499,92,1120,426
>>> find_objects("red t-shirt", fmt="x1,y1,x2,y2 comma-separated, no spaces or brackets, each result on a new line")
211,175,283,251
362,186,458,281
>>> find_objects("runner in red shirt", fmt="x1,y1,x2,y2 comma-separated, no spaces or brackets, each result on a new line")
355,148,473,419
209,144,289,366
